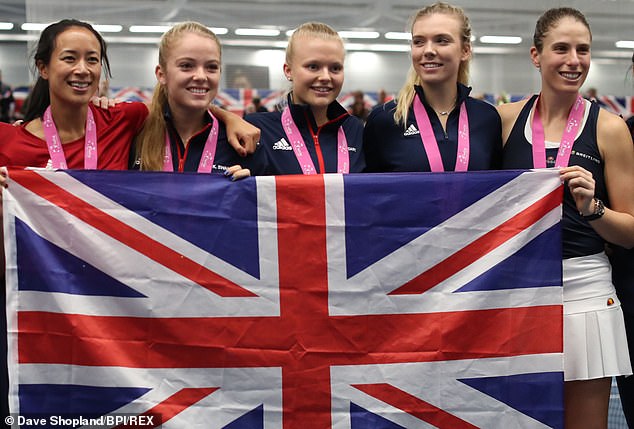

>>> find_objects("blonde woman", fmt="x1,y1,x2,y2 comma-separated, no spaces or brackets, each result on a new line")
245,22,365,175
363,2,502,172
132,22,261,177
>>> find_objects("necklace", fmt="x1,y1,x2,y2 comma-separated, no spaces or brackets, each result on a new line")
413,93,470,172
433,97,457,117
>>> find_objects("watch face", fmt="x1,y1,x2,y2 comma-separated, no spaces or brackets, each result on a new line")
596,199,605,216
581,199,605,221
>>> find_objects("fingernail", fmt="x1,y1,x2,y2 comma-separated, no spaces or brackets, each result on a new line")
224,169,231,176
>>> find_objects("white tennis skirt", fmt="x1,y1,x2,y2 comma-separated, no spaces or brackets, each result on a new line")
563,252,632,381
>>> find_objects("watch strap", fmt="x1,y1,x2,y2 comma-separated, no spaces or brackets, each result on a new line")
581,198,605,221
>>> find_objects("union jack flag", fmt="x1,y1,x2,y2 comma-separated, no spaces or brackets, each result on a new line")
4,169,564,428
215,88,286,114
596,95,634,119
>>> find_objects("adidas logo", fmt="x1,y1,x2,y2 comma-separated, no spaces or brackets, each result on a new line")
272,138,293,151
403,124,419,136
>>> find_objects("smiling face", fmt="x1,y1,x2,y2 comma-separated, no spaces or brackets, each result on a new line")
284,35,345,121
38,26,102,108
410,12,470,90
531,16,591,95
156,31,221,116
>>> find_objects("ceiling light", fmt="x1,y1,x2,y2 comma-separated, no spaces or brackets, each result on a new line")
0,34,36,42
222,39,288,49
384,32,411,40
345,43,410,52
338,30,380,39
102,36,160,44
93,25,122,33
616,40,634,49
209,27,228,35
129,25,171,33
235,28,280,37
479,36,522,45
0,22,14,30
21,23,49,31
473,46,522,55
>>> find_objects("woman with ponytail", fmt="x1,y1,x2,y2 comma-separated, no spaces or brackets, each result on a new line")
0,19,257,177
0,19,147,170
499,8,634,427
131,22,261,177
363,2,502,173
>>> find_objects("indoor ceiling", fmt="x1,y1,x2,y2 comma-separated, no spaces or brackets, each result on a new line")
0,0,632,57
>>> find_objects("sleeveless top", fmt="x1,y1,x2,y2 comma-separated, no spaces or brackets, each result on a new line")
502,94,607,258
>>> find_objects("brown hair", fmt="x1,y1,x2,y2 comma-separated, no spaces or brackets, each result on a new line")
135,22,221,171
394,2,472,127
533,7,591,53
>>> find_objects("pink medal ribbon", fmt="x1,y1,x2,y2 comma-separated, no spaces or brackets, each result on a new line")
163,110,219,173
531,94,585,168
42,106,97,169
281,106,349,174
413,94,469,172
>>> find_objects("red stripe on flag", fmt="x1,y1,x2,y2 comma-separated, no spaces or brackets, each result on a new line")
11,171,255,297
275,174,332,429
115,387,218,428
18,305,562,367
353,383,480,429
390,186,562,295
13,172,564,429
242,88,254,108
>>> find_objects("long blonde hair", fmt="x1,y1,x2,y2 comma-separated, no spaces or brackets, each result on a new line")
393,2,472,127
135,22,221,171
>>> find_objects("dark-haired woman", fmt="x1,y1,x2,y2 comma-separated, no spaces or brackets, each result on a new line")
0,19,146,169
498,8,634,428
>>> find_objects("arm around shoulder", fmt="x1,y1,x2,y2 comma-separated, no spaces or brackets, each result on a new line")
210,105,260,156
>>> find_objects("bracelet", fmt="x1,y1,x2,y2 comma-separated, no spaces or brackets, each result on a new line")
580,198,605,221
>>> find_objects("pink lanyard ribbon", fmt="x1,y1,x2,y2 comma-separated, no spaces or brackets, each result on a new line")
281,106,349,174
42,106,97,169
413,94,469,172
163,110,219,173
531,94,584,168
